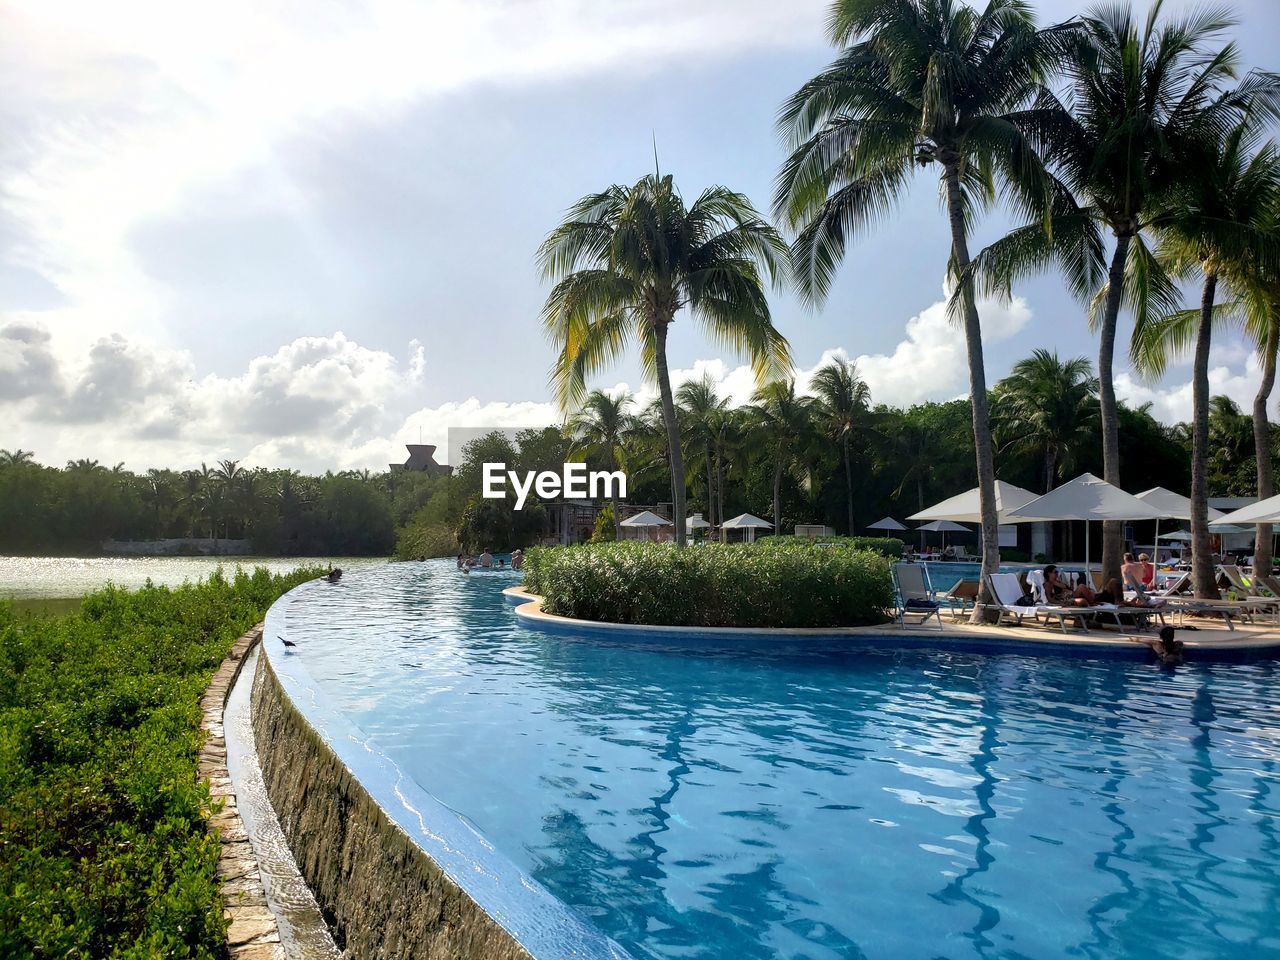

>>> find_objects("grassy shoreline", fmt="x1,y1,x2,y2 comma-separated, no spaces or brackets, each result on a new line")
0,566,321,960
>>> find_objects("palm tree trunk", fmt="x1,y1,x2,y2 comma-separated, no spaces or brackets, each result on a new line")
653,321,687,547
1098,233,1132,586
1191,272,1220,599
610,446,621,540
1043,448,1057,558
1252,320,1278,575
705,452,714,524
716,448,725,531
773,456,784,536
842,436,855,535
943,162,1000,624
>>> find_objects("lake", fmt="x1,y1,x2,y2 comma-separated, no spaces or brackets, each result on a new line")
0,555,391,607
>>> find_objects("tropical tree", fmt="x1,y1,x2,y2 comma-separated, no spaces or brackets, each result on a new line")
810,358,871,534
0,449,34,466
677,375,731,526
992,350,1098,493
568,389,634,539
538,172,791,546
1246,285,1280,573
775,0,1069,617
966,0,1279,584
748,379,815,534
1133,121,1280,597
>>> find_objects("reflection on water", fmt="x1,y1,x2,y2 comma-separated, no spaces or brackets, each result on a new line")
282,561,1280,960
0,555,388,599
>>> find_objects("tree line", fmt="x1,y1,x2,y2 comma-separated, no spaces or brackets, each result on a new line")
3,351,1272,558
537,0,1280,606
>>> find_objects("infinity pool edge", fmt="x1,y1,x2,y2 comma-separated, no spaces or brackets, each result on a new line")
255,579,633,960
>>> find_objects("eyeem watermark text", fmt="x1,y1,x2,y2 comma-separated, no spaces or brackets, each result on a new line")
482,463,626,510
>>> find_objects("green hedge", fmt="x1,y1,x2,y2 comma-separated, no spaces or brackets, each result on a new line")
524,540,894,628
0,566,321,960
783,535,905,558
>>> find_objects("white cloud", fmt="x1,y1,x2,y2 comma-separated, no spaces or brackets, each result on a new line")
0,0,824,351
1116,357,1265,425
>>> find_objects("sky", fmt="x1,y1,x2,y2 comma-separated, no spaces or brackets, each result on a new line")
2,0,1279,473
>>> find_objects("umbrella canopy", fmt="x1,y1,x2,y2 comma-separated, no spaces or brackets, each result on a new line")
1210,492,1280,526
721,513,773,529
868,516,907,531
686,515,711,531
619,510,672,527
909,481,1038,524
1159,529,1194,541
1135,487,1225,521
1003,473,1165,523
916,519,970,533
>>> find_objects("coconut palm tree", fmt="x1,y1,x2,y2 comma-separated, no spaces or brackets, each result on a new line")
568,389,634,539
748,379,815,534
1246,286,1280,573
538,172,791,546
0,449,34,466
676,375,730,526
965,0,1279,584
992,350,1098,494
1132,122,1280,597
775,0,1070,616
810,358,871,534
992,350,1098,558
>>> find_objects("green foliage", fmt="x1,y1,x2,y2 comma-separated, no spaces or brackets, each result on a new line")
0,566,320,960
394,515,460,560
591,504,617,542
455,495,546,553
806,535,904,558
525,540,894,628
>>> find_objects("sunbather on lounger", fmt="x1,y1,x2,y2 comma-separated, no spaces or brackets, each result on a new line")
1099,578,1167,608
1044,565,1073,603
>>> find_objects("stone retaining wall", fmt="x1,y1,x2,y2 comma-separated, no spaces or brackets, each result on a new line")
199,624,284,960
249,652,534,960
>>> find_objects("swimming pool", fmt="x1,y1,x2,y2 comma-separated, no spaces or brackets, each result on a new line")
273,561,1280,959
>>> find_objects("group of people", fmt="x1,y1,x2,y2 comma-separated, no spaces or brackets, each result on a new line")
456,548,523,573
1038,553,1164,610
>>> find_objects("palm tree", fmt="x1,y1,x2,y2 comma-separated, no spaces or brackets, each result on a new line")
538,172,791,547
748,379,815,534
811,358,871,534
992,350,1098,558
1246,285,1280,573
568,389,634,539
992,350,1098,493
1133,121,1280,597
776,0,1068,617
0,449,34,466
676,375,730,526
966,0,1278,584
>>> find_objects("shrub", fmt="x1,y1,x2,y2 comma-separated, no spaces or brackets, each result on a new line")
800,535,904,558
0,566,321,960
394,517,459,560
525,540,894,628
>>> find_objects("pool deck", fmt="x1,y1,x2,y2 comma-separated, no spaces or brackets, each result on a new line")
504,586,1280,660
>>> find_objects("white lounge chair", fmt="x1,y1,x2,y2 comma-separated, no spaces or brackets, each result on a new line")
892,563,943,630
987,572,1092,632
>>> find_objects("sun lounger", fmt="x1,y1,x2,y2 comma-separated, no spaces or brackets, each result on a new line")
987,573,1091,632
893,563,943,630
942,579,979,619
1218,565,1280,622
1160,597,1244,630
1148,571,1190,597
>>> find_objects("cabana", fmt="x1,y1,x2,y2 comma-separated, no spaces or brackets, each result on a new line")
619,510,673,542
722,513,773,543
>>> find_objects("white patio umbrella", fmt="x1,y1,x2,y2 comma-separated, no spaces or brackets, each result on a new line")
909,480,1039,524
686,514,711,533
915,519,969,552
868,516,907,533
1210,492,1280,526
1159,529,1194,541
722,512,773,543
620,510,673,542
1003,472,1164,572
1135,486,1225,549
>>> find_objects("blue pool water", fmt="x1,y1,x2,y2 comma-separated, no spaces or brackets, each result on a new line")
279,561,1280,960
